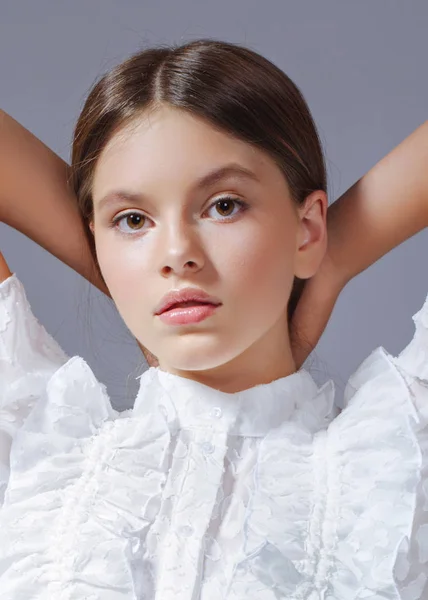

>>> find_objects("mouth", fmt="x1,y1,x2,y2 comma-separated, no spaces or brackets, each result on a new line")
155,287,222,317
162,301,215,312
157,302,221,325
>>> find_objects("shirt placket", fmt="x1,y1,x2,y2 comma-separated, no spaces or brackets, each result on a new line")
155,409,229,600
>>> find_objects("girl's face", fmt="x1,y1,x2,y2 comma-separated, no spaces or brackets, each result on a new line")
91,106,326,390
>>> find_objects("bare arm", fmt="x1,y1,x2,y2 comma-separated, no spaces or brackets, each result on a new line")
0,111,158,364
0,109,109,296
291,119,428,367
326,119,428,286
0,250,12,282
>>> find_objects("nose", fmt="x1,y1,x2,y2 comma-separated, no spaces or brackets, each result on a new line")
158,219,204,277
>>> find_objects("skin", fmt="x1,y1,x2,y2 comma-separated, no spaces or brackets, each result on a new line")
0,251,12,281
90,105,327,393
1,110,426,388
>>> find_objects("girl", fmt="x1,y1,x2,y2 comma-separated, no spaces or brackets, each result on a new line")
0,38,427,599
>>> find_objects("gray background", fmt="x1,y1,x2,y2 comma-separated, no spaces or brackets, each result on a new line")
1,0,427,410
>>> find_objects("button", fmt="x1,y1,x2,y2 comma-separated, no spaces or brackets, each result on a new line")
201,441,215,454
210,406,222,419
179,525,194,537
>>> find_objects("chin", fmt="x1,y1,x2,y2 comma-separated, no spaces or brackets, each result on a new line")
158,347,243,374
161,358,225,373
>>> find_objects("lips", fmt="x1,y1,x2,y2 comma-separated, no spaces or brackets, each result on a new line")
165,301,212,311
155,288,222,316
158,301,220,325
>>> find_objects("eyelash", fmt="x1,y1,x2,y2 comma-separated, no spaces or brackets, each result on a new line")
110,195,249,236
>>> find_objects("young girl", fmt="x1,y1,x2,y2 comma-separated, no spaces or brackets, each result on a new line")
0,38,427,599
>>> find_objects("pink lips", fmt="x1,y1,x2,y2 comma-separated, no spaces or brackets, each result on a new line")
158,302,220,325
155,287,221,324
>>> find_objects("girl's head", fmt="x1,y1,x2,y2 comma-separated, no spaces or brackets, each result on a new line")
70,39,327,389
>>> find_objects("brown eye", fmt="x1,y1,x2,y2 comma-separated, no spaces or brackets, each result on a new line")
207,196,247,221
124,214,145,229
215,199,235,217
112,212,148,235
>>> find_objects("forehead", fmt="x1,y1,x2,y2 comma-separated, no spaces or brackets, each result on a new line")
92,107,283,197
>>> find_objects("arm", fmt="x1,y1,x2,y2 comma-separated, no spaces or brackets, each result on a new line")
291,120,428,367
326,119,428,285
0,250,12,282
0,111,157,365
0,109,109,296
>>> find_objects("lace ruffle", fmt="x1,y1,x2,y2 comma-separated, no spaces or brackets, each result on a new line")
1,356,172,599
0,274,69,506
225,344,428,599
228,381,338,598
1,271,428,599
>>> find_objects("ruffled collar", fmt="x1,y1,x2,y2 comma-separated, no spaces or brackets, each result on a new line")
133,366,334,437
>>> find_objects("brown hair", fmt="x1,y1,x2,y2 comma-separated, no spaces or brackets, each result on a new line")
70,38,327,367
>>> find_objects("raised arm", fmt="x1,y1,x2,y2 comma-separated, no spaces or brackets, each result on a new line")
0,110,160,365
0,109,109,296
324,120,428,284
0,250,12,283
291,119,428,367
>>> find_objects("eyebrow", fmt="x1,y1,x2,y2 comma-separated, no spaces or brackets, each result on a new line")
95,163,261,210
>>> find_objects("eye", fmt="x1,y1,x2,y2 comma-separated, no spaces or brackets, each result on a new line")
111,211,149,235
205,196,248,220
110,195,248,236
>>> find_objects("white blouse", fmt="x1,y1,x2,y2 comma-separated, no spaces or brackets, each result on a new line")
0,272,427,600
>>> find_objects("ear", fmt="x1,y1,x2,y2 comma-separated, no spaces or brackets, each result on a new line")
294,190,328,279
89,221,94,235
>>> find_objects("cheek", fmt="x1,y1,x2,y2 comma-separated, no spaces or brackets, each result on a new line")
95,239,151,308
211,221,296,306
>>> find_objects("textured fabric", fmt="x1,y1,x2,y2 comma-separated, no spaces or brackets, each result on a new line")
0,272,427,600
